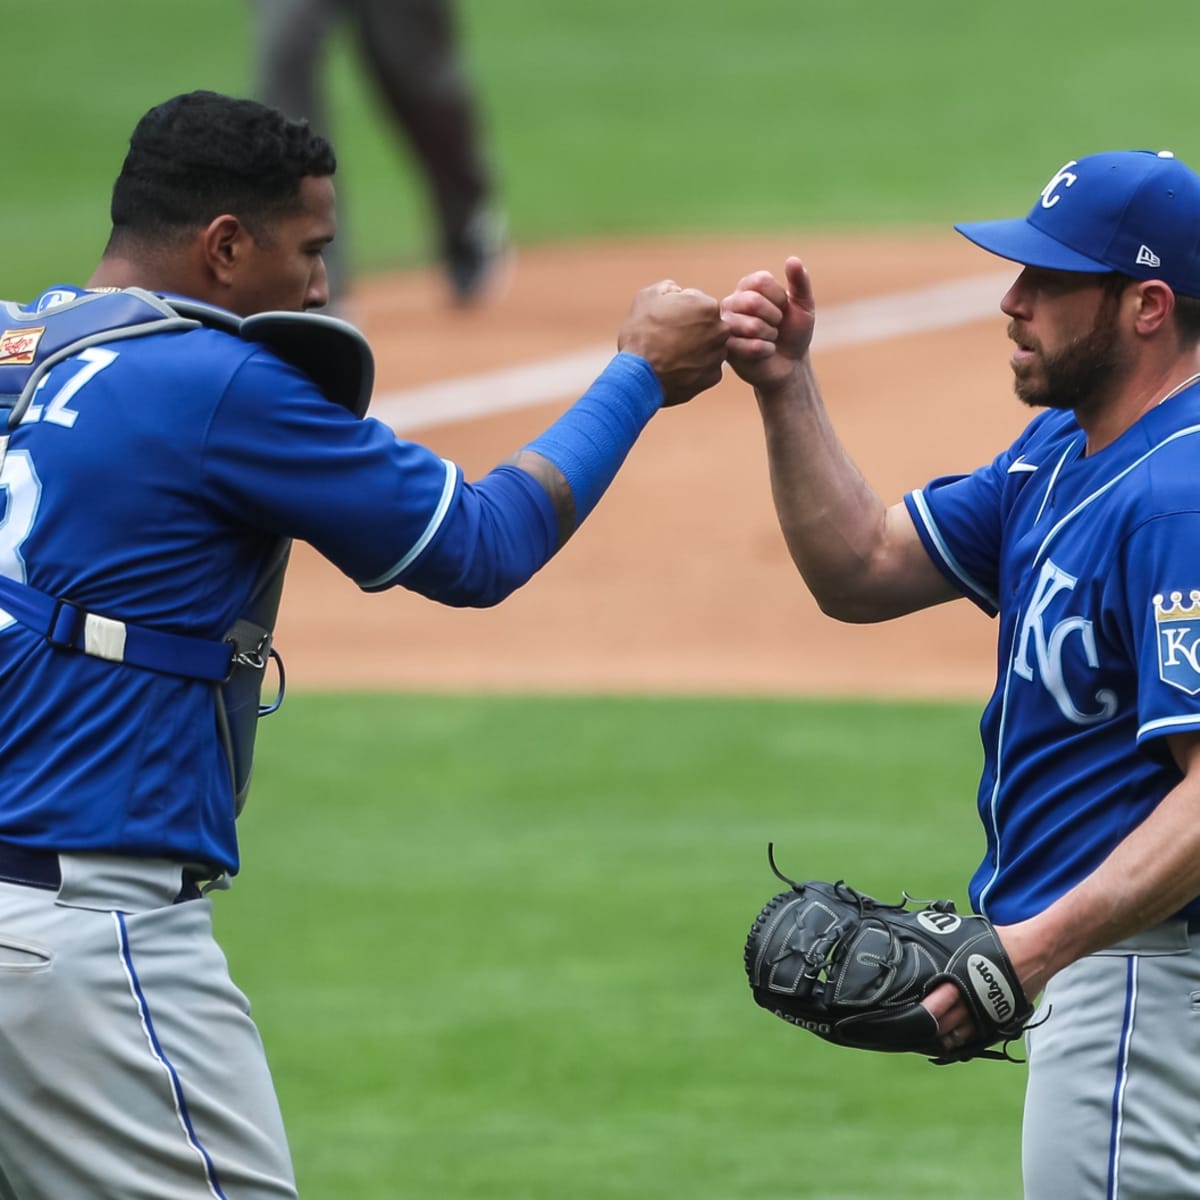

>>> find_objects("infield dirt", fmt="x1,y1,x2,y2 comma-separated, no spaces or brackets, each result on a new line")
277,231,1030,701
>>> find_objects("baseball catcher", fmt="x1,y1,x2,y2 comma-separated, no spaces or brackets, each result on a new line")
744,846,1034,1064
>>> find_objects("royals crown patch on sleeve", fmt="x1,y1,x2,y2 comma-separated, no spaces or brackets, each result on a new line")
1154,591,1200,694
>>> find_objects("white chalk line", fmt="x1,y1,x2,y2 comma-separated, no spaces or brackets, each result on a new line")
368,271,1014,435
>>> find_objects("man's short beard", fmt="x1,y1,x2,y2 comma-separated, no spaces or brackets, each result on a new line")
1013,289,1127,411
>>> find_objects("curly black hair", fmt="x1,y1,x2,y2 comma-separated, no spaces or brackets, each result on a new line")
107,90,336,246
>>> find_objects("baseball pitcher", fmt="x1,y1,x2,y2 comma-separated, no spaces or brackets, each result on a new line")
725,149,1200,1199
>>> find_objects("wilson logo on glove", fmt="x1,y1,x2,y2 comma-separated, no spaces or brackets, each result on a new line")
916,909,962,935
967,954,1017,1023
743,845,1036,1064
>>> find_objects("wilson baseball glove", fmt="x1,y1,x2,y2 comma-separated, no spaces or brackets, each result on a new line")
743,847,1034,1064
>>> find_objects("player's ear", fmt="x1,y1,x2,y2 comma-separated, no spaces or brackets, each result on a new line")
1131,280,1176,337
201,215,250,286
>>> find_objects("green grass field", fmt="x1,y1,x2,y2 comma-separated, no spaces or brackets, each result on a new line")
7,3,1177,1192
234,695,1022,1198
7,0,1200,298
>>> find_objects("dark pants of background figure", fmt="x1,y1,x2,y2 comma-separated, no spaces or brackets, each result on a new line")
251,0,502,305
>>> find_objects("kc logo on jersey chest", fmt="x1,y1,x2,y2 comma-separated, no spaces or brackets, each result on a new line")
1155,591,1200,695
1014,559,1118,725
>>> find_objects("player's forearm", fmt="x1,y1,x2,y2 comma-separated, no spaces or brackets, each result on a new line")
519,351,663,546
505,450,575,547
755,362,915,622
394,354,663,607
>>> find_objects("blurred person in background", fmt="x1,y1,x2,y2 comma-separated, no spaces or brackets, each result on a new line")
250,0,506,309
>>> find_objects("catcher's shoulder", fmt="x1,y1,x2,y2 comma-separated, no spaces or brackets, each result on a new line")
167,299,375,419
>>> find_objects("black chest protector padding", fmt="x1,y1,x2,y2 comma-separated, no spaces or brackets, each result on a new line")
167,299,375,418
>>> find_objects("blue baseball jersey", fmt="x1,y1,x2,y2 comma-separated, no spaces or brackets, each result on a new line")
905,381,1200,925
0,286,569,874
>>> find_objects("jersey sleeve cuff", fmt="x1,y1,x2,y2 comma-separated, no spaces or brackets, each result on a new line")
905,489,999,616
1137,713,1200,749
355,458,461,590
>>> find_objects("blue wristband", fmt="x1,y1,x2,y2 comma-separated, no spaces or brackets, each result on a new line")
521,352,663,522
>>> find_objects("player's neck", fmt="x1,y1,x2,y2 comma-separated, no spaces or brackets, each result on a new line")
86,251,210,307
1079,356,1200,455
88,258,162,294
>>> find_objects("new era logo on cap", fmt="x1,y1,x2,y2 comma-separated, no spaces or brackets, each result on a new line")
955,149,1200,298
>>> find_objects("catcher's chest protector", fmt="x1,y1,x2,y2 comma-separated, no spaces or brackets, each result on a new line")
0,288,375,813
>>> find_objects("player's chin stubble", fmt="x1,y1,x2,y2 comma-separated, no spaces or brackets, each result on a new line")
1010,299,1127,412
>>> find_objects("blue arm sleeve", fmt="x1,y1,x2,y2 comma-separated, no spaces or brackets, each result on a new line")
390,352,663,607
521,352,663,521
397,464,560,607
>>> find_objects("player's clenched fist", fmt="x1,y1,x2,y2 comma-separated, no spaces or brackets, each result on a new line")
617,281,729,406
721,257,816,390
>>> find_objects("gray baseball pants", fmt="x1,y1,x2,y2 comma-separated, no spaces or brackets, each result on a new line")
1023,920,1200,1199
0,856,295,1199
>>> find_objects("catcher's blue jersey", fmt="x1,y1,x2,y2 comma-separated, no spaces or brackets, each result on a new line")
905,381,1200,925
0,286,561,873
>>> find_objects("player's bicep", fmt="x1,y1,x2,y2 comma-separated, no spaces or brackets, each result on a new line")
833,502,962,622
881,501,964,610
802,499,961,623
1166,729,1200,777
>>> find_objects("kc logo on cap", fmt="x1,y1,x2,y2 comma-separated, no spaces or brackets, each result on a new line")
1040,161,1079,210
955,149,1200,298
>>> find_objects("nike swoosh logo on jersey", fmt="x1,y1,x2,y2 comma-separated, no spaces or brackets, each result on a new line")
1007,456,1039,474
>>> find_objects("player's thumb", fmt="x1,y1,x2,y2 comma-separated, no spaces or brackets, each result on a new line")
784,257,814,311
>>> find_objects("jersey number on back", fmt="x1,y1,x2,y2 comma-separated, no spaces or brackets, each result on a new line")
0,348,118,628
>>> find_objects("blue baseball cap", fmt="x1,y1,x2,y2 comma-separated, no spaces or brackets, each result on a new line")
955,150,1200,298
